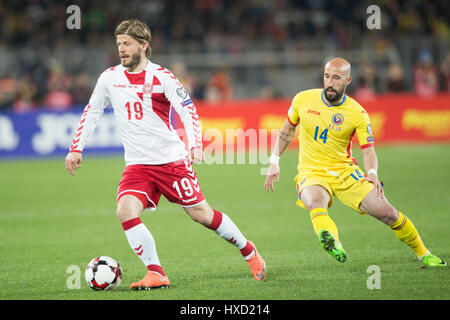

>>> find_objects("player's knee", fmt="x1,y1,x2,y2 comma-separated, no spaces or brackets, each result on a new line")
116,205,138,223
303,196,329,211
116,206,128,220
301,187,330,211
185,205,213,226
383,208,398,225
116,195,143,223
374,205,398,225
189,209,209,225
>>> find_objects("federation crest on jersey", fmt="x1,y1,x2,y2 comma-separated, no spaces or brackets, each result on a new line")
331,113,344,126
143,83,153,95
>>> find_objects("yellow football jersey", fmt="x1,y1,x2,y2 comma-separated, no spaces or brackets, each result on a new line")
287,89,374,171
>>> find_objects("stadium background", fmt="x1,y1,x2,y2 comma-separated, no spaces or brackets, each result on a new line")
0,0,449,302
0,0,449,157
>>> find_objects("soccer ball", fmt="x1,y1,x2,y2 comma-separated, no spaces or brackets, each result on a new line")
85,256,122,291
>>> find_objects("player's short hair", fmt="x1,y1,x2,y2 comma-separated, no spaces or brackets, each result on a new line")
114,19,152,58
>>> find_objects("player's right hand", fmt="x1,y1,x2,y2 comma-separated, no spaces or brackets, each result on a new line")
189,146,205,164
264,163,280,192
65,152,83,176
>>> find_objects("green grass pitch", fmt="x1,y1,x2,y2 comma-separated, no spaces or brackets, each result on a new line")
0,144,449,300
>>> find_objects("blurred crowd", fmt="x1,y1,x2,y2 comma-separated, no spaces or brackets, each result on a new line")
0,0,449,113
351,50,450,101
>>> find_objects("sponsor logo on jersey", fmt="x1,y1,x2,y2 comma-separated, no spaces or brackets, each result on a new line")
331,113,344,125
307,109,320,115
113,84,144,89
182,196,198,203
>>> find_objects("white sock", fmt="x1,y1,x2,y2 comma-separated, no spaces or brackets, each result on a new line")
121,217,161,267
209,209,255,259
216,213,247,249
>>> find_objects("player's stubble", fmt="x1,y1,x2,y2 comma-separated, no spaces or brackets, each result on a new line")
324,85,345,103
121,51,142,69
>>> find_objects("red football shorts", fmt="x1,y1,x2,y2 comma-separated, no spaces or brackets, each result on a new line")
117,159,205,209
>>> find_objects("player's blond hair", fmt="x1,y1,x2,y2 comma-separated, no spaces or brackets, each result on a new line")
114,19,152,58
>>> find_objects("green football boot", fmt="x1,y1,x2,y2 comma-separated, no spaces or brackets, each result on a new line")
318,229,347,263
422,253,447,267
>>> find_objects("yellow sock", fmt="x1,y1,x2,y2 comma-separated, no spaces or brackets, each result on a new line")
390,211,429,258
309,208,340,242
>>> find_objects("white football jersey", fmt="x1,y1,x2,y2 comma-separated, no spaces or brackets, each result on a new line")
69,60,202,165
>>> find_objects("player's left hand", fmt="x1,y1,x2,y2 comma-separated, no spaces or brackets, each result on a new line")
367,173,384,199
189,147,204,164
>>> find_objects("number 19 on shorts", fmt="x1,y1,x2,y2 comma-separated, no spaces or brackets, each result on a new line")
172,178,194,198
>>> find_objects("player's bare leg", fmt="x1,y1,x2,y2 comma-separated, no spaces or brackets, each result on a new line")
359,189,398,225
117,195,170,289
301,185,331,211
183,200,214,227
116,194,143,223
301,185,347,262
360,189,446,267
183,201,267,280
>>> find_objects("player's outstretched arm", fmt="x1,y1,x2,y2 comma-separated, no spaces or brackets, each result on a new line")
65,152,83,176
264,119,297,192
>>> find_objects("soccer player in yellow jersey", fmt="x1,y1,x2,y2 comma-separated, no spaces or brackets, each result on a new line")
265,57,446,267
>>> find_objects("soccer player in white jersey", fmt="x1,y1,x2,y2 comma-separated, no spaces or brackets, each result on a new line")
65,19,266,289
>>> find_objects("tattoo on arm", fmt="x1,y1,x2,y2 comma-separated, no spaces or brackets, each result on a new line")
278,130,296,154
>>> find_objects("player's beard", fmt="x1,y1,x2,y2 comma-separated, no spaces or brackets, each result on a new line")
121,52,142,69
324,86,345,104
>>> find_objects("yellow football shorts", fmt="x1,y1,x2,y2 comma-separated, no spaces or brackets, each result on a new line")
295,164,374,214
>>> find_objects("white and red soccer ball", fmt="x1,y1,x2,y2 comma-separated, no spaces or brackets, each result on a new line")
85,256,122,291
